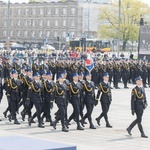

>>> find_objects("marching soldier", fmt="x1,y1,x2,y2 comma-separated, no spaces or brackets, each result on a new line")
32,58,39,75
113,59,121,89
121,60,130,88
13,58,21,74
106,59,113,86
142,61,148,88
80,72,96,129
95,73,112,128
52,73,68,132
67,73,84,130
126,76,148,138
27,72,44,128
48,59,56,80
7,70,22,124
42,71,55,124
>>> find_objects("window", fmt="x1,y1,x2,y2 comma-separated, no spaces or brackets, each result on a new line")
17,20,21,26
54,31,58,37
24,20,28,26
31,8,36,15
62,31,66,38
10,19,14,26
3,30,7,37
9,8,13,15
70,19,75,27
54,8,59,15
54,20,59,27
32,20,36,26
17,9,21,15
46,20,51,26
70,8,76,15
70,32,75,38
24,30,28,37
62,19,66,27
46,8,51,15
17,30,20,37
39,31,43,37
39,20,43,27
39,8,43,15
24,9,29,15
10,30,13,37
31,30,35,38
46,31,50,37
62,8,67,15
3,19,7,26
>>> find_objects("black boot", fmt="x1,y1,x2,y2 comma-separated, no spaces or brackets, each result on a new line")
3,111,7,118
62,125,68,132
126,120,137,135
38,119,45,128
8,114,11,122
77,122,84,130
21,111,25,121
106,120,112,128
89,121,96,129
80,118,85,127
52,120,58,130
95,116,101,126
138,123,148,138
14,119,20,125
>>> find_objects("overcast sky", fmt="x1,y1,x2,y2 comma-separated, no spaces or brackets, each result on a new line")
2,0,150,5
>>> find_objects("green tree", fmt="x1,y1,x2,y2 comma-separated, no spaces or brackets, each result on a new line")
98,0,150,51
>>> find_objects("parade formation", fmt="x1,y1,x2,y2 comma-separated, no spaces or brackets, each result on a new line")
0,51,149,138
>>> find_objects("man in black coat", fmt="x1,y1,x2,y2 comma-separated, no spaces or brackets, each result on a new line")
68,73,84,130
95,72,112,128
52,73,68,132
27,72,44,128
7,70,22,124
126,76,148,138
80,72,96,129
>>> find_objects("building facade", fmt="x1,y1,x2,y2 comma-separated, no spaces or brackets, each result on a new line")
0,0,110,44
0,0,82,44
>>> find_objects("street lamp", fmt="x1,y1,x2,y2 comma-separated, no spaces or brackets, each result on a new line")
117,0,121,57
6,0,10,51
87,0,91,38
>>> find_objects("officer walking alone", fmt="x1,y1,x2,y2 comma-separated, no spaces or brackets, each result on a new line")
126,76,148,138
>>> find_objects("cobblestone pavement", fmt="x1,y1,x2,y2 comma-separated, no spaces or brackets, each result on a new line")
0,82,150,150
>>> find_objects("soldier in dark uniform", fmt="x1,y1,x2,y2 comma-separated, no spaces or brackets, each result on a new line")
27,72,44,128
106,59,113,86
142,61,148,88
126,76,148,138
91,61,99,88
95,73,112,128
98,62,106,84
42,71,55,125
32,58,39,75
7,70,22,124
40,58,49,75
67,73,84,130
121,60,130,88
13,58,21,74
113,59,121,89
48,59,56,80
20,68,34,122
78,72,86,123
22,58,30,70
80,72,96,129
52,73,68,132
0,58,3,103
3,58,12,118
0,58,3,121
148,62,150,87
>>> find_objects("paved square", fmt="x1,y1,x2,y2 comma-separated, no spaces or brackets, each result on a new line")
0,83,150,150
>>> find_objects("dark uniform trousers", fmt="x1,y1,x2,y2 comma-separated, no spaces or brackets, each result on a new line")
127,86,148,136
27,81,43,125
82,81,95,126
68,93,81,127
96,82,112,125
